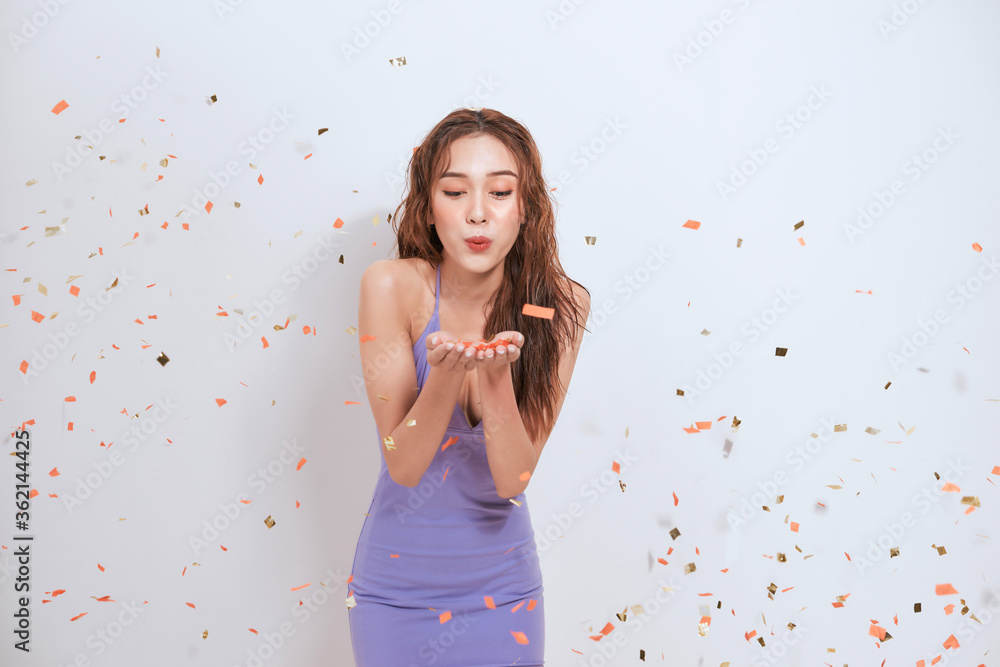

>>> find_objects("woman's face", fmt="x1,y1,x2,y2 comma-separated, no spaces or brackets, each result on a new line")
430,134,522,274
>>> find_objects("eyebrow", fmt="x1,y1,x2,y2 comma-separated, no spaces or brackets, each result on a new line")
439,170,518,179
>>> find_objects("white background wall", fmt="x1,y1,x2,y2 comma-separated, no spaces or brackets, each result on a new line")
2,0,998,665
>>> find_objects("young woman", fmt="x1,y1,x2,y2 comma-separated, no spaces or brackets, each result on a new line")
348,108,590,666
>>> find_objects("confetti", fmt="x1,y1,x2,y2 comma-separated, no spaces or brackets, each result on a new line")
521,303,554,319
51,99,69,115
264,515,275,529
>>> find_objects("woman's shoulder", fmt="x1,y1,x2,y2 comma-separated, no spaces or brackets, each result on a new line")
363,257,436,303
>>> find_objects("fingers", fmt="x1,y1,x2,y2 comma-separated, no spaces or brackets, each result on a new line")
427,337,478,372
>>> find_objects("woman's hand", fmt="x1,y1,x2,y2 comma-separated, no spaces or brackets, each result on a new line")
425,330,479,374
471,331,524,370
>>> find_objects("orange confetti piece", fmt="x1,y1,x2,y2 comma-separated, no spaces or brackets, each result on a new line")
360,335,376,343
70,611,88,621
442,465,450,482
941,482,960,492
745,629,757,641
220,545,228,551
97,563,105,572
439,611,452,623
527,599,537,610
249,628,259,635
844,552,851,561
186,602,196,609
869,623,887,640
441,435,459,451
215,398,227,407
944,604,955,615
89,370,96,384
334,217,345,228
205,201,213,214
695,421,712,430
31,310,44,323
304,153,312,159
992,465,1000,475
521,303,554,319
612,460,620,474
296,457,307,471
511,631,529,644
943,634,959,649
673,491,679,506
484,595,496,609
257,174,264,185
682,219,701,230
972,242,982,252
519,470,530,481
182,566,187,576
51,99,69,114
49,467,60,477
935,583,958,595
790,521,800,532
511,600,525,613
290,583,310,591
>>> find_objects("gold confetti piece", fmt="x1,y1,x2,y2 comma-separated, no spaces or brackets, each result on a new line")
264,515,275,529
383,436,395,450
684,562,696,574
793,220,804,230
202,630,208,639
826,485,842,490
865,426,881,435
777,553,786,562
509,498,522,506
346,326,358,335
834,423,847,432
406,419,416,427
775,347,787,356
210,94,217,103
345,594,356,609
318,128,328,135
156,352,169,366
936,545,946,555
700,329,711,336
960,496,980,507
389,56,407,66
584,236,596,245
890,547,900,557
669,527,680,540
156,46,160,57
45,223,68,237
26,179,38,186
776,495,784,504
234,202,241,208
914,602,921,612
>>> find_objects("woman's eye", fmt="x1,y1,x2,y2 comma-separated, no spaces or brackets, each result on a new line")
444,191,463,197
493,190,513,198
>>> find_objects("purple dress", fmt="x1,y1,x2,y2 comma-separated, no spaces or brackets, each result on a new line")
349,262,545,666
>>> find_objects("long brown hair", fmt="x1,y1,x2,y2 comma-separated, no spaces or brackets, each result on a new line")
390,108,590,444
